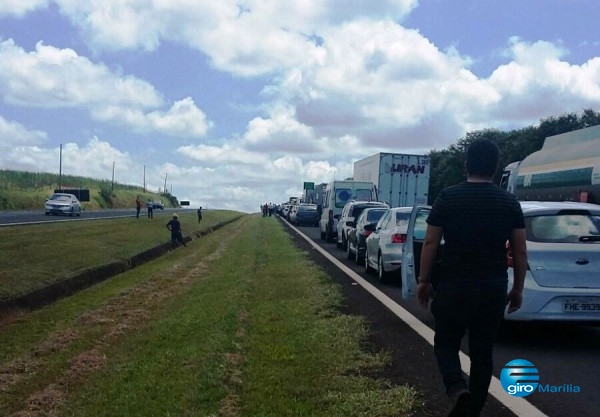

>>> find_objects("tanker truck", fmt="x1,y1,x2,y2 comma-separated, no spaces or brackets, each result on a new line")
500,124,600,204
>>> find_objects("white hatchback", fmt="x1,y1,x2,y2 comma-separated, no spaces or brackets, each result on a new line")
505,201,600,321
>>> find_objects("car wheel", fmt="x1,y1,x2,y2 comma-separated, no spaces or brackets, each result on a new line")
320,230,326,240
45,212,49,216
326,227,334,243
364,248,373,274
355,247,362,265
69,208,74,217
346,240,353,259
341,234,347,251
378,254,390,284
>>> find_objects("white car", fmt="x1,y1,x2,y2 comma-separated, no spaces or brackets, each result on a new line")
400,201,600,322
364,207,412,284
44,193,82,216
504,201,600,321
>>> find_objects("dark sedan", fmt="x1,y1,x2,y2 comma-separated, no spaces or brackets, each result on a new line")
294,204,320,226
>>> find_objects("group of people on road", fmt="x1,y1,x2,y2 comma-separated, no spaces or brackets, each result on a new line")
135,195,155,219
261,202,274,217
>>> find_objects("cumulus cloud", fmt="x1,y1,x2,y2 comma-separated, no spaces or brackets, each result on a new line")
177,142,269,166
484,38,600,126
0,136,134,182
0,40,211,139
0,115,47,147
2,1,600,213
0,0,47,17
52,1,418,75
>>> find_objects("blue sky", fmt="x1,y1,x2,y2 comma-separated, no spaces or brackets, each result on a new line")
1,0,599,213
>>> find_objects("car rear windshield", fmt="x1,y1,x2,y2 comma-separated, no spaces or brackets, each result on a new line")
298,205,317,212
526,213,600,242
351,204,384,217
50,194,71,201
395,212,411,227
367,209,387,222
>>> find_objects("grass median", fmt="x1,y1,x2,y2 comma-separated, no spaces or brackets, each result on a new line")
0,214,420,416
0,210,242,300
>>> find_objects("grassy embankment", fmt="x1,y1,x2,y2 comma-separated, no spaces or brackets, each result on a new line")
0,210,239,300
0,169,176,210
0,214,420,416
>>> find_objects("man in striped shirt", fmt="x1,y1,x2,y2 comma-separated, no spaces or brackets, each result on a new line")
417,138,527,417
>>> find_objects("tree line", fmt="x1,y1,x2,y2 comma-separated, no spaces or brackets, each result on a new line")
427,108,600,203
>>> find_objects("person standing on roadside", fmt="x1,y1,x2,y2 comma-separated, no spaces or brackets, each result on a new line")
197,206,203,223
146,199,154,219
416,138,527,417
166,214,186,246
135,195,142,219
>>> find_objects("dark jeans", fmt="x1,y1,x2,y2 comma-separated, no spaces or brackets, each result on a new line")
431,279,507,416
171,231,185,246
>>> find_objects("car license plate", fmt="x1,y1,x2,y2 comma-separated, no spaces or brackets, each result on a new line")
563,299,600,312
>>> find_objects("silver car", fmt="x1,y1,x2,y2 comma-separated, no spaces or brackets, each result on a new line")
44,193,82,216
505,201,600,321
365,207,413,283
346,207,389,265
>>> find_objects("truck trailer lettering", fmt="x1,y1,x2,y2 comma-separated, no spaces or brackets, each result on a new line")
390,163,426,175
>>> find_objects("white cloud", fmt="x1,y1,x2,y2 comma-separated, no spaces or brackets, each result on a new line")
0,39,212,139
0,40,162,108
0,0,47,17
52,0,418,75
0,115,47,147
484,38,600,125
177,143,269,166
0,137,134,182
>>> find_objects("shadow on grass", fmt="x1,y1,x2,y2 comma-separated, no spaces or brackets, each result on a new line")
0,216,243,319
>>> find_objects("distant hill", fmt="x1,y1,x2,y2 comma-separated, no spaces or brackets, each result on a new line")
0,169,179,210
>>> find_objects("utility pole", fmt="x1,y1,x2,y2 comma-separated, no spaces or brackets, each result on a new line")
58,143,63,190
164,172,168,194
143,165,146,192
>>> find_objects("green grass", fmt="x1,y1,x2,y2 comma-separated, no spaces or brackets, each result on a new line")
0,215,420,417
0,210,243,299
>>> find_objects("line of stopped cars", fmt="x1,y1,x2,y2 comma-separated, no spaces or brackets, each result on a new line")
292,199,600,323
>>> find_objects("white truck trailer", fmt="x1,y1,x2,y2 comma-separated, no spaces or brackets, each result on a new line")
353,153,430,208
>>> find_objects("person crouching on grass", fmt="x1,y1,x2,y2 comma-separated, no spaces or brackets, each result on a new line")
166,214,186,247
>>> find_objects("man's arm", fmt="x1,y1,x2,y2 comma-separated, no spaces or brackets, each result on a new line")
417,224,443,308
507,228,527,313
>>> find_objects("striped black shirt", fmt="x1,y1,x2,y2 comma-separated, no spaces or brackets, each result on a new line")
427,181,525,281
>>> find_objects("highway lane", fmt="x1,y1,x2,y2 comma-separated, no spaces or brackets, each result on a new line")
0,208,173,226
292,221,600,417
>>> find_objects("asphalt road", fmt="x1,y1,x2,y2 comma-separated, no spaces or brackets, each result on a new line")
0,208,174,226
287,218,600,417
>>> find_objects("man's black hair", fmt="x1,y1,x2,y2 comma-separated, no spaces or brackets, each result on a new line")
466,138,499,177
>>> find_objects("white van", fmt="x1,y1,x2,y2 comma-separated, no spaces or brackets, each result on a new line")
319,180,377,242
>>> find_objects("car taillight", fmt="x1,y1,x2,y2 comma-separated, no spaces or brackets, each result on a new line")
506,241,513,268
391,233,407,244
